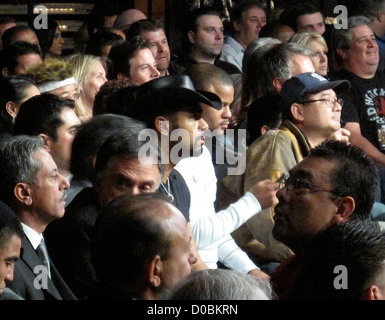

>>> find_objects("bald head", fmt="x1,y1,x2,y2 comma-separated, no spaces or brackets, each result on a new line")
114,9,147,30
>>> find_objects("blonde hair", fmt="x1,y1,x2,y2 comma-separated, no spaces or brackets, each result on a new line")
65,53,103,116
26,57,74,85
289,30,328,51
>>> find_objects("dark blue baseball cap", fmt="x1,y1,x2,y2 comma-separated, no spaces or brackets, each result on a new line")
281,72,350,109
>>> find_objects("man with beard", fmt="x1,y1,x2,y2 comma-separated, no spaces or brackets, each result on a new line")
172,7,242,75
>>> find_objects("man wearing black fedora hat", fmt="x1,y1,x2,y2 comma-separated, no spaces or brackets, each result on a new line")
128,75,213,219
174,63,278,279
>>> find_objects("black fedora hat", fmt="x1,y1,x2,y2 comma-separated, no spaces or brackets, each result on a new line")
128,75,216,121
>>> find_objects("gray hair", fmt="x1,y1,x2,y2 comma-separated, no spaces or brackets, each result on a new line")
242,37,283,73
0,135,44,206
242,42,313,105
331,15,372,66
163,269,275,300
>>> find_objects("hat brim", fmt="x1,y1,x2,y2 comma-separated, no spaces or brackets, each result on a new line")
196,90,223,110
306,79,350,95
131,87,208,121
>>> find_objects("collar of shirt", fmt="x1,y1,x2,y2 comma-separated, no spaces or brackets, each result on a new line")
21,222,43,250
224,36,245,54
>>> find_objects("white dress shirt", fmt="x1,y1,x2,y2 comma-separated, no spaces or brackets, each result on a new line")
220,36,245,73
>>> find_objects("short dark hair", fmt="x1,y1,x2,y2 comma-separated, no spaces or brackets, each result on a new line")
70,114,147,181
93,79,134,116
0,201,23,249
108,36,150,79
187,62,233,91
246,94,282,145
0,41,41,76
309,140,378,220
124,18,165,41
91,193,173,288
298,220,385,299
14,93,75,142
230,0,265,25
186,7,222,34
0,75,37,135
85,30,124,56
2,25,37,49
279,3,324,32
94,130,162,178
0,135,44,206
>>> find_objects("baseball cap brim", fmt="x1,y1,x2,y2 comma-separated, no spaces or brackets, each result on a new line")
306,79,350,95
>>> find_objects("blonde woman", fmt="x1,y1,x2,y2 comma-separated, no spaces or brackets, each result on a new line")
66,54,107,122
290,30,329,77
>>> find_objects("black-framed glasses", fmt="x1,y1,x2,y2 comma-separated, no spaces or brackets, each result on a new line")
276,173,345,197
298,97,343,109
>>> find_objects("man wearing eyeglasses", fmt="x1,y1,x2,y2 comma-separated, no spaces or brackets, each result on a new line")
219,72,351,270
270,140,379,299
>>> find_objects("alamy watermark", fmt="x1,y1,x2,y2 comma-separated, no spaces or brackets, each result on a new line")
137,122,247,176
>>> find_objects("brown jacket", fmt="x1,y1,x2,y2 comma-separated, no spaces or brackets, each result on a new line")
217,120,311,263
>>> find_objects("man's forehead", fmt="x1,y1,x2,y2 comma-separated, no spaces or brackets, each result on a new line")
298,12,323,24
197,14,223,27
350,24,373,39
33,148,57,172
292,156,335,179
142,29,166,38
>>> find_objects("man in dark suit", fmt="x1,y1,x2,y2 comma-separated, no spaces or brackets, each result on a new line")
0,135,76,300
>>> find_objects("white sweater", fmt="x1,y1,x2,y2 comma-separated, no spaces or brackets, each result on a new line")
175,146,261,273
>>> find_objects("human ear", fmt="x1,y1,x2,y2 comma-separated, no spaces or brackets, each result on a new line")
291,103,305,122
187,30,196,44
5,101,18,118
155,116,170,136
38,133,53,152
335,196,355,222
14,183,33,206
148,255,163,288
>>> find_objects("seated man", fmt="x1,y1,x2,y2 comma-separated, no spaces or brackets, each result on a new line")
219,72,351,265
296,220,385,300
108,35,160,84
172,7,242,76
44,130,161,299
271,140,379,299
220,0,267,72
14,94,81,181
0,135,76,300
89,193,197,300
0,41,41,77
0,201,23,301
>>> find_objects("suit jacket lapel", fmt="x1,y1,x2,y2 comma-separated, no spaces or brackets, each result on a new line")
20,236,63,300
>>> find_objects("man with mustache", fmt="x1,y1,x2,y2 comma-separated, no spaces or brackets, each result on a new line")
0,136,76,300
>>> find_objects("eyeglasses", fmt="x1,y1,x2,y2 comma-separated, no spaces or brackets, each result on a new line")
276,173,345,197
298,97,343,109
